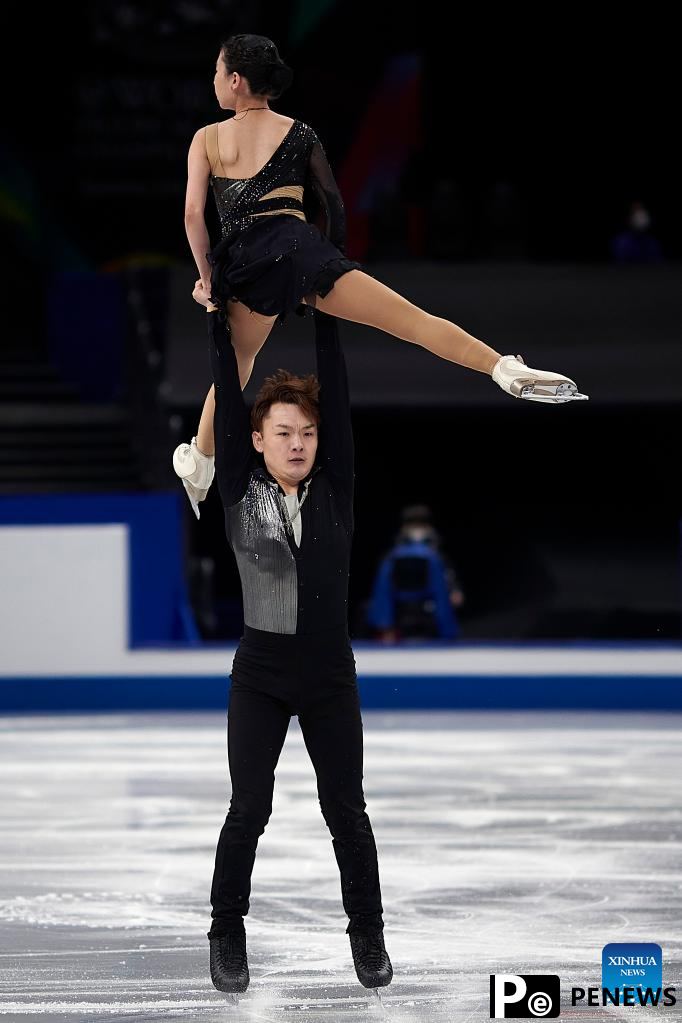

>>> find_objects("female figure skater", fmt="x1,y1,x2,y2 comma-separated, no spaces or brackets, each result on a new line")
176,33,587,514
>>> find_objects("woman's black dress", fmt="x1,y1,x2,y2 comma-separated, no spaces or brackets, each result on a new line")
205,118,366,324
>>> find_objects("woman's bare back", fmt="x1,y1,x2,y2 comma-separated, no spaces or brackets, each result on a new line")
211,113,296,179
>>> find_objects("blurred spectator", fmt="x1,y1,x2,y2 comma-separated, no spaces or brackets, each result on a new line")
366,504,464,642
611,200,663,263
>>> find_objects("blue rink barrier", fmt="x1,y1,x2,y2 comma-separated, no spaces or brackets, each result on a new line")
1,661,681,713
1,494,681,713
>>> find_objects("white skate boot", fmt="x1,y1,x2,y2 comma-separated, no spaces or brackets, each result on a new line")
172,436,215,520
492,354,589,403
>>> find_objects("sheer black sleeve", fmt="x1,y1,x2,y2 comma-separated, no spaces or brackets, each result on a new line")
206,310,255,507
306,132,348,255
313,308,354,521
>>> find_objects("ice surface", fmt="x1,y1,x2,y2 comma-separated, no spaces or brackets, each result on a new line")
0,709,680,1021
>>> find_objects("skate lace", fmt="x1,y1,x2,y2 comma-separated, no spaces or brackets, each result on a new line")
352,931,388,970
214,931,247,969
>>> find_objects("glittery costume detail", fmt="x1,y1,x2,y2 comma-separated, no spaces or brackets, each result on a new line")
203,119,367,323
227,474,311,633
205,119,346,248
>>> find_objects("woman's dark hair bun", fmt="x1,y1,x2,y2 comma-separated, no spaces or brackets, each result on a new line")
220,33,293,100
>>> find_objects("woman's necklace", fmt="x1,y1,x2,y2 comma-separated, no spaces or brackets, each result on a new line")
233,106,269,121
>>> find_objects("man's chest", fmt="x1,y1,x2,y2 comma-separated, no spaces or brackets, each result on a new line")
230,475,348,561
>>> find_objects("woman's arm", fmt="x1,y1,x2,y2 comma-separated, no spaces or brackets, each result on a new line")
306,132,348,254
184,127,214,286
185,216,213,287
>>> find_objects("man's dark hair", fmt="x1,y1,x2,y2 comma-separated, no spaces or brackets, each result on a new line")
251,369,320,433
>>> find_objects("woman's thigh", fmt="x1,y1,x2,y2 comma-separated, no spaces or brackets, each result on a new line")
226,298,279,361
307,269,428,343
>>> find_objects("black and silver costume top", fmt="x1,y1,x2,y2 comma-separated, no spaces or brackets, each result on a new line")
207,307,354,635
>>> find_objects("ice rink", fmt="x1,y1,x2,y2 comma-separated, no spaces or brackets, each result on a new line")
1,709,681,1021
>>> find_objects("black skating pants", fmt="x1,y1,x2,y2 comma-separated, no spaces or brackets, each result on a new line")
207,624,385,939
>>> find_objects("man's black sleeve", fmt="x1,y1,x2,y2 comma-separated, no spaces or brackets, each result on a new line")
206,310,255,507
313,308,354,520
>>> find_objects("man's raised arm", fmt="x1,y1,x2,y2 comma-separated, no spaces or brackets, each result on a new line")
313,308,354,513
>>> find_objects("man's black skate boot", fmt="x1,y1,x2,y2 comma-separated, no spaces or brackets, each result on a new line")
209,928,249,993
349,929,393,988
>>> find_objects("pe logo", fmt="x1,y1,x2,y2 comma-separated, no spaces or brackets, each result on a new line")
602,942,662,994
490,974,560,1018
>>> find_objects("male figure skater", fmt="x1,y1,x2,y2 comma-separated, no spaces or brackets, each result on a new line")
188,284,392,997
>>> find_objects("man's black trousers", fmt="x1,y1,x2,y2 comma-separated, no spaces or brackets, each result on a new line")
207,623,385,939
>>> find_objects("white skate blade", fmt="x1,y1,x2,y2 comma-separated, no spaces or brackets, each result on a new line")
520,390,590,403
493,356,589,403
516,379,589,402
182,479,202,520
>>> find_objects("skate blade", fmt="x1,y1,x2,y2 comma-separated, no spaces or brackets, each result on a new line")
514,378,589,402
181,478,202,520
521,391,589,403
367,987,388,1012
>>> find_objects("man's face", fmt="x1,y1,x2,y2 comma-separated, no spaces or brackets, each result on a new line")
252,402,318,486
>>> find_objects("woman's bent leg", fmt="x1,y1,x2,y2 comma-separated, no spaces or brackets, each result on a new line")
208,682,291,938
196,299,278,457
311,269,503,376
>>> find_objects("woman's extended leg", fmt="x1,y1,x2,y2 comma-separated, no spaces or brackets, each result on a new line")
196,275,500,458
303,270,502,375
196,300,278,457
